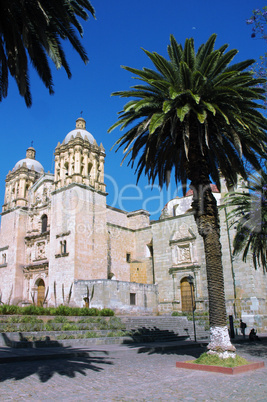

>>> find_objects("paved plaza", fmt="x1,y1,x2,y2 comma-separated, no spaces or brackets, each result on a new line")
0,339,267,401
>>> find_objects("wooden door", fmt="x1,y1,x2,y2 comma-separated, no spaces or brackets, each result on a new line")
37,279,45,306
181,278,194,312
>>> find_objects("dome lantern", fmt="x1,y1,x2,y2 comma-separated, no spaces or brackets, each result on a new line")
64,117,95,144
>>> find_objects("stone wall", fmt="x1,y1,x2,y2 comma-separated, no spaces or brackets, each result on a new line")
107,224,134,281
0,208,28,304
73,279,158,315
106,206,128,227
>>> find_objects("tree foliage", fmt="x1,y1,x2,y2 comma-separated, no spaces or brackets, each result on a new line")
247,7,267,41
247,7,267,102
109,34,266,192
225,164,267,272
0,0,95,107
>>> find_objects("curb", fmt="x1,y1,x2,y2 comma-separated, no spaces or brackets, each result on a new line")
176,360,265,375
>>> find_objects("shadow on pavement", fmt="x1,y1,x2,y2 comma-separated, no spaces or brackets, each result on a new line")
135,344,207,357
0,353,113,383
122,327,207,356
135,337,267,359
232,337,267,359
0,333,113,383
123,328,267,360
122,327,190,344
1,332,65,348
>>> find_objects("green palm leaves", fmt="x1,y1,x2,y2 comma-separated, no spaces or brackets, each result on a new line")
0,0,95,106
225,167,267,271
109,34,267,191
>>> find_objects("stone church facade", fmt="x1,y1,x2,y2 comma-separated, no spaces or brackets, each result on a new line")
0,118,266,329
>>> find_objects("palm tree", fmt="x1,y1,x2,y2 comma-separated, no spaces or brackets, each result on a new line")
109,34,267,358
0,0,95,107
225,164,267,272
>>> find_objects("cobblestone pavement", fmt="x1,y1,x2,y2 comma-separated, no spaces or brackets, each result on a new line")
0,341,266,401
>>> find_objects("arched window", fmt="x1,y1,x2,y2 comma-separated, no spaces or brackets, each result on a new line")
2,253,6,264
88,162,93,176
41,215,48,233
60,240,67,254
64,162,69,176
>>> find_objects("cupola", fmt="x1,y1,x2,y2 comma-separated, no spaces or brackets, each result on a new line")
54,117,106,192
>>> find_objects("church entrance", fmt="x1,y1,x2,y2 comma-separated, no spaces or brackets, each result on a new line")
180,278,194,312
36,279,45,306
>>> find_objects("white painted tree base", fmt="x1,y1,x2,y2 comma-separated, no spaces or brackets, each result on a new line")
207,326,236,359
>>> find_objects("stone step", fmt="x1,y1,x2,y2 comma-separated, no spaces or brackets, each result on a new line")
120,316,209,341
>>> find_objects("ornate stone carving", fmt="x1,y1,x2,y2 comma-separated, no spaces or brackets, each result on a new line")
36,241,46,260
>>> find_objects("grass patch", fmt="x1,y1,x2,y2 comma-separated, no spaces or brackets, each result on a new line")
188,353,250,367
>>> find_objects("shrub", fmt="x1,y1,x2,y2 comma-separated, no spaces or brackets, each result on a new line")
78,317,94,323
54,305,72,316
57,334,75,340
108,317,124,329
7,316,21,323
85,331,98,338
0,304,20,315
46,307,57,316
69,307,80,316
99,322,109,330
18,316,43,324
44,323,54,331
78,307,99,316
107,330,125,337
99,308,114,316
0,304,115,317
34,306,47,315
62,323,79,331
21,305,39,315
48,316,70,323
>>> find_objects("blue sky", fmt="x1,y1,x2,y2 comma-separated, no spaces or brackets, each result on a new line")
0,0,266,219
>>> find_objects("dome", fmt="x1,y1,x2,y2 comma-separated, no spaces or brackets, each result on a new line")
64,117,95,144
13,159,44,173
13,147,44,173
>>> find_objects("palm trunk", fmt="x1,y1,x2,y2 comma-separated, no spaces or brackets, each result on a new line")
187,145,235,358
196,210,236,358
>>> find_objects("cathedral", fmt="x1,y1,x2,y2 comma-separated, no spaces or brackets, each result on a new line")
0,117,266,330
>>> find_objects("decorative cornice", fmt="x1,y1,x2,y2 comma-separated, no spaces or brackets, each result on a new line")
55,253,69,258
127,209,150,218
23,261,49,272
169,264,200,275
25,231,50,241
51,182,107,197
56,231,71,239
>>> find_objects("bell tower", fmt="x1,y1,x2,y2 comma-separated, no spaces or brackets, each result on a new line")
54,117,105,192
3,146,44,211
49,117,108,300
